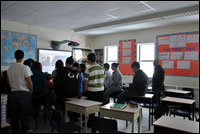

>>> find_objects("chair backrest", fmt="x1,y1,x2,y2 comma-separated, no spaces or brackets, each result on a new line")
51,108,64,132
91,116,118,133
182,88,194,97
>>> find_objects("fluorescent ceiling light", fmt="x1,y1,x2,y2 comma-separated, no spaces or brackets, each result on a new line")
105,13,119,19
140,1,156,11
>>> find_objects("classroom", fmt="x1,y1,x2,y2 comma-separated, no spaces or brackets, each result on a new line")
1,1,199,133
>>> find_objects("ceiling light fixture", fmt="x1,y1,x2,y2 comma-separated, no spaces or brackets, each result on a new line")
140,1,156,11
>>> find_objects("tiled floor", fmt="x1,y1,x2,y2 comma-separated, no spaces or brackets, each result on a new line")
7,98,199,133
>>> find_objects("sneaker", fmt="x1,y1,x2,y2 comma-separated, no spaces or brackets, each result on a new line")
26,129,33,133
40,105,44,110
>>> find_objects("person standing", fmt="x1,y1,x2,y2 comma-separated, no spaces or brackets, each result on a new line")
84,53,105,102
103,63,122,105
103,63,112,89
152,59,165,119
52,60,64,83
7,50,33,133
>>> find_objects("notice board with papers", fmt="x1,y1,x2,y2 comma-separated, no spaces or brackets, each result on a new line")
119,39,136,75
156,31,199,77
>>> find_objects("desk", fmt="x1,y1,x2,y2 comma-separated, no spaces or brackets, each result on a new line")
65,98,102,133
1,123,10,133
128,94,154,130
165,89,191,97
153,116,199,133
161,97,195,120
100,103,141,133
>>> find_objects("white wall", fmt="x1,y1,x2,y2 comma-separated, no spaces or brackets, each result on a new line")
91,22,199,108
1,19,92,72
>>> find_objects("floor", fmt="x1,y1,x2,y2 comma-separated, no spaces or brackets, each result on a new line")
6,98,199,133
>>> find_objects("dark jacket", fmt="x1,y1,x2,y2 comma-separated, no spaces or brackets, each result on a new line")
152,65,165,92
54,66,80,98
127,70,148,96
31,69,45,95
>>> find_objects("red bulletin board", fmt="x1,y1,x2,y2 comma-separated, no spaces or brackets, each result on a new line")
119,39,136,75
156,31,199,77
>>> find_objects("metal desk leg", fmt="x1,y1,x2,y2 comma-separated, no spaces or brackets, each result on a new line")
80,114,82,130
192,103,195,121
65,109,68,122
138,110,141,133
152,99,153,124
132,116,135,133
85,114,87,133
149,103,151,130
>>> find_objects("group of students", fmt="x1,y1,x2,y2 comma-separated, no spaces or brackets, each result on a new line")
4,49,165,133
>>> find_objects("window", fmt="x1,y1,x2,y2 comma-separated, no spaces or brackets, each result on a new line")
137,43,155,78
104,45,118,71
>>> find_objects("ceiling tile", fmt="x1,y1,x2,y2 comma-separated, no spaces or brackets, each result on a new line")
1,1,17,11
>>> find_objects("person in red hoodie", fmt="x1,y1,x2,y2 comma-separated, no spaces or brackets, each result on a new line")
45,73,54,93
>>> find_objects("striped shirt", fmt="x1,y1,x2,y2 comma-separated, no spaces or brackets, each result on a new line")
84,64,104,92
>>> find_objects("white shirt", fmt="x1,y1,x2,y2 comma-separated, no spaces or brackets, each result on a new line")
105,70,112,87
7,62,33,92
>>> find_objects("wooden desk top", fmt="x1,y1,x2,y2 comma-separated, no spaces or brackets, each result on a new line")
1,123,10,129
153,116,199,133
101,103,142,114
165,89,191,94
129,94,154,99
162,97,195,105
65,98,102,108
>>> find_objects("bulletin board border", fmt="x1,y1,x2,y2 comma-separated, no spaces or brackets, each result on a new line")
119,39,136,76
156,31,199,78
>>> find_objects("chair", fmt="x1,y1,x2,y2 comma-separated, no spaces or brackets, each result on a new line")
169,88,197,120
91,116,118,133
50,108,82,133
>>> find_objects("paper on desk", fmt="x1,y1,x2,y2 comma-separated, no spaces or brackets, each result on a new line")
187,34,199,43
177,61,190,69
162,61,174,69
158,52,169,60
158,36,169,45
171,52,183,60
184,51,199,60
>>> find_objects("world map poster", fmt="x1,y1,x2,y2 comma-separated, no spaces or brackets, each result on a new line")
1,30,37,66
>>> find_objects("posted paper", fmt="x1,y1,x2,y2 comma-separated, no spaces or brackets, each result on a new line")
162,61,174,69
123,49,131,56
187,34,199,43
122,42,131,48
158,52,169,60
158,37,169,45
171,52,183,60
170,35,178,48
184,51,199,60
177,34,186,47
122,57,131,64
177,61,190,69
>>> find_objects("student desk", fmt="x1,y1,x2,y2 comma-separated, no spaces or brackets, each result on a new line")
165,89,191,97
65,98,102,133
100,103,142,133
1,123,10,133
161,97,196,120
153,116,199,133
128,94,154,130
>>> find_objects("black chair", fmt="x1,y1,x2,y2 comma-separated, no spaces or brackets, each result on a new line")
169,88,197,120
50,108,82,133
91,116,118,133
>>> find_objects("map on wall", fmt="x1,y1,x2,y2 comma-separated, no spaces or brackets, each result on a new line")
1,30,37,66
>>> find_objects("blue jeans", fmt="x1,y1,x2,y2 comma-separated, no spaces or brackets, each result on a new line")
103,86,121,105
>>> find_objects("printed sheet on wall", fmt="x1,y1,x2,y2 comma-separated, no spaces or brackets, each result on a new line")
119,39,136,75
156,31,199,77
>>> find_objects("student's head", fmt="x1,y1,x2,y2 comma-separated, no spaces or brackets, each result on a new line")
32,62,42,71
73,62,80,71
153,59,160,67
55,60,64,70
27,58,35,68
80,63,86,73
131,62,140,73
46,73,52,81
87,53,96,65
66,56,74,66
14,50,24,62
104,63,110,71
23,59,31,68
111,63,119,70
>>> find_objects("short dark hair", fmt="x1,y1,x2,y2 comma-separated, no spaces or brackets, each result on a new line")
73,62,79,68
104,63,110,69
23,60,31,67
15,50,24,60
112,63,119,68
55,60,64,70
131,62,140,69
32,62,42,70
66,56,74,65
80,63,86,73
87,53,96,63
